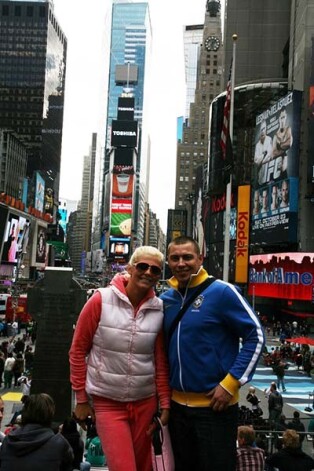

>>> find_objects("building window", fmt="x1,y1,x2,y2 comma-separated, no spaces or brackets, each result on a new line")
15,5,21,16
2,5,9,15
27,6,33,17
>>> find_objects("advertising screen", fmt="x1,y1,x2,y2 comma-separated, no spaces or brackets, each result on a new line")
1,212,30,264
109,237,131,260
34,172,45,212
110,162,134,238
117,97,135,121
248,252,314,301
251,91,301,245
111,120,138,148
31,223,48,267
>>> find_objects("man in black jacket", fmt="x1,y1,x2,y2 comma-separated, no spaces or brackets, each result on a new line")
268,383,283,427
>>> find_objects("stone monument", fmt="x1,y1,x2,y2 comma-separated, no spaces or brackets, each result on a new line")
27,267,87,423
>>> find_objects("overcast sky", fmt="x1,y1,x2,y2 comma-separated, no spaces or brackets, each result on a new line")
53,0,212,230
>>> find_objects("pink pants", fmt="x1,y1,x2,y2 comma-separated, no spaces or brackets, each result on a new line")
92,395,157,471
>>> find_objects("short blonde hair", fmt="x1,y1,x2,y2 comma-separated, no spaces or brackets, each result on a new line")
283,429,300,449
129,246,164,266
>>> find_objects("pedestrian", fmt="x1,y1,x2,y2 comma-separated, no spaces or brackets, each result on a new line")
13,352,24,387
273,360,287,392
161,236,265,471
287,411,305,447
246,386,262,416
268,383,283,428
0,393,74,470
0,353,5,388
3,353,15,389
69,246,171,471
266,429,314,471
236,425,265,471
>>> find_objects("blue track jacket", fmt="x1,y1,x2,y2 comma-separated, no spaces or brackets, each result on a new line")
161,268,265,399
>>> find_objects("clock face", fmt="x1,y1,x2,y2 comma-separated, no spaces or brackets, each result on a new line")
205,36,220,52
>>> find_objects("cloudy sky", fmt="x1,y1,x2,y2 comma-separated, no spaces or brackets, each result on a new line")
53,0,214,230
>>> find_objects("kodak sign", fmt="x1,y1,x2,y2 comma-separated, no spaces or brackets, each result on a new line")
235,185,250,283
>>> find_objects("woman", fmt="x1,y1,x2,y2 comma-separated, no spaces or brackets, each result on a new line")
69,246,170,471
0,393,73,470
246,386,261,416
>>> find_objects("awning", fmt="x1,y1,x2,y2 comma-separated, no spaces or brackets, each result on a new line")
286,336,314,346
281,308,314,318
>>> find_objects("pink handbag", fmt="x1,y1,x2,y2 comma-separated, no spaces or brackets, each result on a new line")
151,416,175,471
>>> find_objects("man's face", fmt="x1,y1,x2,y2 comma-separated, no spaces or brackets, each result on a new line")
168,242,203,289
262,190,268,209
279,111,287,131
282,181,289,202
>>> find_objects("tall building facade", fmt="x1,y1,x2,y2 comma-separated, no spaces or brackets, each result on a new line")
183,24,204,120
0,0,67,215
223,0,290,87
93,0,151,254
175,0,224,240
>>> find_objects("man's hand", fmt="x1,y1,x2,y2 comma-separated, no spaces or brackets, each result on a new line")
206,384,233,412
73,402,95,430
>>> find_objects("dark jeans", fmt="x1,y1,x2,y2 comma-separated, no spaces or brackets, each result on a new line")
169,400,238,471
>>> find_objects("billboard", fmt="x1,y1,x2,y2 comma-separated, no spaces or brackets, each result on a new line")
109,236,131,260
251,91,301,245
31,223,48,267
235,185,250,283
111,120,138,148
110,198,132,237
1,212,30,264
248,253,314,301
117,97,135,121
34,172,45,212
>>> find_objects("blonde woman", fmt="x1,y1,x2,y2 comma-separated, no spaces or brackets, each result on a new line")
69,246,170,471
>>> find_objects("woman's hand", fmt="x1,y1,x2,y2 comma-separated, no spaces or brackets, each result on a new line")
73,402,95,430
159,408,170,426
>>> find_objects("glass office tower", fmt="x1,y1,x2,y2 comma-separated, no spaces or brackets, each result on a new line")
0,0,67,208
92,0,151,251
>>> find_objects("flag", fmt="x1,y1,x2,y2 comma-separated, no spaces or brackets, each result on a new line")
220,60,233,160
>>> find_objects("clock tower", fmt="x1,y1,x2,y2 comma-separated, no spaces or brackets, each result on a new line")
175,0,224,235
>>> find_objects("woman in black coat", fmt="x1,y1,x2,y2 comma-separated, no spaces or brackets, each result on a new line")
60,417,84,470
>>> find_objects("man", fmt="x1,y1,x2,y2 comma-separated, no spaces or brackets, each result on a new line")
287,411,305,447
268,383,283,427
161,236,265,471
280,179,289,208
273,360,287,392
260,189,269,215
254,120,273,167
266,429,314,471
252,189,260,216
273,107,293,159
236,425,264,471
270,184,279,211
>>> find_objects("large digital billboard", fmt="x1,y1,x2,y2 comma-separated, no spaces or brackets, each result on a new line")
31,223,48,268
251,91,301,245
111,120,138,148
1,212,30,264
248,252,314,301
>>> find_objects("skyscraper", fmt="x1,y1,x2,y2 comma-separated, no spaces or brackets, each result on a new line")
175,0,223,230
93,0,151,253
0,0,67,211
183,24,204,120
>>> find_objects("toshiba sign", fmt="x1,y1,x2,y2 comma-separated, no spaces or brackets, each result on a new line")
111,120,138,148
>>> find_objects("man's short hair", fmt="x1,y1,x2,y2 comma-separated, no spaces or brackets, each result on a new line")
293,411,300,419
168,236,200,255
237,425,255,446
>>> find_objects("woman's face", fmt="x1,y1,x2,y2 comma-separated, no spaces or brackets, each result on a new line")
127,255,162,292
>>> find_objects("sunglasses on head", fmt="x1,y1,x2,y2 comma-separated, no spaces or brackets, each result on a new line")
134,262,162,276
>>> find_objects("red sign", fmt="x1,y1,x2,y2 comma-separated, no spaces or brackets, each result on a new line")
248,252,314,301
